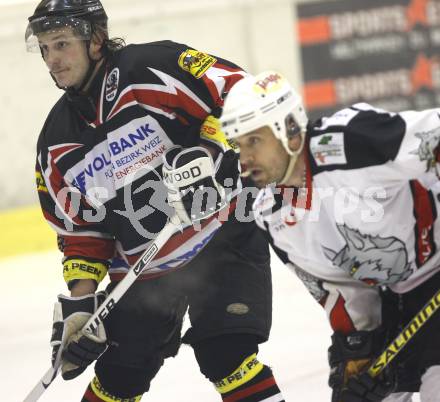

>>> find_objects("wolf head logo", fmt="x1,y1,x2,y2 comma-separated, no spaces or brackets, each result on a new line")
411,126,440,162
323,224,412,286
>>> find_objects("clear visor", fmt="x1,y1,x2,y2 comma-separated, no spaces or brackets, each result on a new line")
25,16,91,53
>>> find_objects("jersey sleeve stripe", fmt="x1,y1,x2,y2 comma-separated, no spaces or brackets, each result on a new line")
121,199,237,264
329,293,356,333
107,68,212,120
202,66,246,104
410,180,438,267
61,235,115,260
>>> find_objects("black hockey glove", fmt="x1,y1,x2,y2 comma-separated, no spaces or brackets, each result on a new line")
328,330,396,402
162,146,240,224
51,293,107,380
341,371,396,402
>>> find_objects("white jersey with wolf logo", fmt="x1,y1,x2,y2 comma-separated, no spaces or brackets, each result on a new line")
254,103,440,333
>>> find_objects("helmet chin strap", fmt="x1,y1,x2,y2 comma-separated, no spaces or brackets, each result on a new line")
279,133,305,186
279,154,298,185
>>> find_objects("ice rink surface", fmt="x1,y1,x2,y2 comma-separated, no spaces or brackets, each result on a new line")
0,251,420,401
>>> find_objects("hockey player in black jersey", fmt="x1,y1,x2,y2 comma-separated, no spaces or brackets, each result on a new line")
221,70,440,401
25,1,284,401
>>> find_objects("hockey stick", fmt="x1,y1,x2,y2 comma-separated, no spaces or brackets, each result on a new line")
367,288,440,378
23,217,180,402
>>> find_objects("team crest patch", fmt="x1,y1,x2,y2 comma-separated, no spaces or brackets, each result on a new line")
411,125,440,163
323,224,412,286
105,68,119,101
36,171,48,193
178,49,216,79
310,132,347,166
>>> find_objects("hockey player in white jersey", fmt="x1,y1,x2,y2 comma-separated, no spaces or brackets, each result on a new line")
220,70,440,402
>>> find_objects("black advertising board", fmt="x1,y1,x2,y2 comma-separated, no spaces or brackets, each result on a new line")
296,0,440,121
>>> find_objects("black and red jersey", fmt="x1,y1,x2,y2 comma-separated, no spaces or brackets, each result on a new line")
36,40,246,282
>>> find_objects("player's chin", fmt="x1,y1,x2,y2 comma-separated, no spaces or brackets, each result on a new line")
54,74,76,88
54,78,70,88
252,177,270,189
250,171,267,188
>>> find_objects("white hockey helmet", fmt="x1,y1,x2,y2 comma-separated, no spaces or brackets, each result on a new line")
221,71,308,156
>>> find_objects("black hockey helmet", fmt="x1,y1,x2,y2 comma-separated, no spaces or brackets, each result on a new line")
25,0,108,52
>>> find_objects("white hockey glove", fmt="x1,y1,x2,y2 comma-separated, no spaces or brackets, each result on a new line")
51,292,107,380
162,146,240,224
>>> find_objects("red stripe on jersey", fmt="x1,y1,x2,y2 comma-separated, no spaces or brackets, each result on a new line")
108,87,208,121
122,216,217,267
223,377,276,402
329,294,356,334
175,114,190,125
123,199,237,265
201,64,245,106
154,215,218,260
92,93,102,127
107,88,167,120
410,180,437,267
303,150,313,209
92,76,105,127
47,160,67,197
215,64,247,93
83,385,104,402
62,235,114,260
49,144,83,162
47,145,94,227
157,197,236,258
200,74,223,105
45,157,82,228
